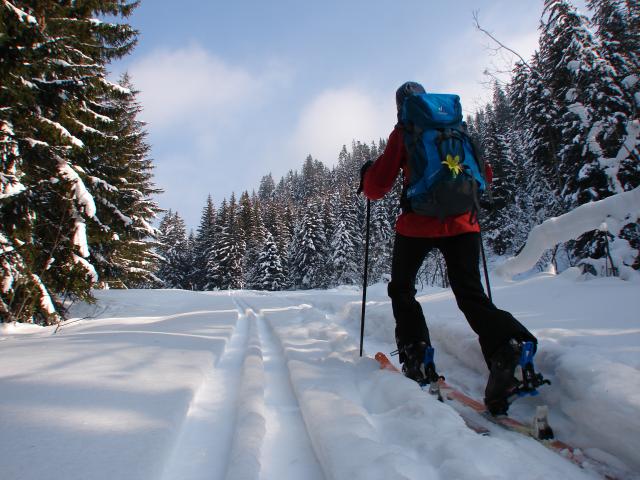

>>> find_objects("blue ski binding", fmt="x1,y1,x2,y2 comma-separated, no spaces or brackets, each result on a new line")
513,341,551,398
422,346,445,400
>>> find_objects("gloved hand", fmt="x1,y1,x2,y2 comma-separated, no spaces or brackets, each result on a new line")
357,160,374,194
479,197,494,212
480,196,505,211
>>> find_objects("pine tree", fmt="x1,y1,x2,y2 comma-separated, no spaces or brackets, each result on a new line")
86,74,161,288
244,196,268,289
330,193,360,286
481,86,521,255
206,199,228,289
539,0,637,266
208,195,245,290
509,60,565,223
258,173,276,203
156,211,190,289
253,231,285,291
0,1,153,323
370,173,400,282
193,195,216,290
237,191,254,241
183,231,198,290
288,201,327,289
586,0,639,193
272,204,293,286
588,0,639,77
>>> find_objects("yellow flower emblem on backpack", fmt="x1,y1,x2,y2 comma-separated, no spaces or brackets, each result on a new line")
442,154,463,177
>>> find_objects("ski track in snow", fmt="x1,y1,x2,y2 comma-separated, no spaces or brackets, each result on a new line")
251,303,325,480
224,303,266,480
160,303,249,480
161,295,326,480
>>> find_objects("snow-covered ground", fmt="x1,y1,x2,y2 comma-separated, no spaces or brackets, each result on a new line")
1,271,639,480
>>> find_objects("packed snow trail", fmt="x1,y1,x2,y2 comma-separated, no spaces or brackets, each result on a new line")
224,305,266,480
251,303,324,480
162,295,324,480
161,301,250,480
1,277,639,480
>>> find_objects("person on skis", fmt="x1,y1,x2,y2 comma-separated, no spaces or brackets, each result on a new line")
359,81,539,415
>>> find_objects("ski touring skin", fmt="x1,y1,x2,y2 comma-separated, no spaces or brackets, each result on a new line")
374,352,624,480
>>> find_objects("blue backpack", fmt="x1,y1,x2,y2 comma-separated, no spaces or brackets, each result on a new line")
399,93,486,220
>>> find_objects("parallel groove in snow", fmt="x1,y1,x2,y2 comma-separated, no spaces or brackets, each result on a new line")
224,308,266,480
160,306,249,480
256,306,325,480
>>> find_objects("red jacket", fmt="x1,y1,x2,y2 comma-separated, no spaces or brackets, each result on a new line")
362,125,487,238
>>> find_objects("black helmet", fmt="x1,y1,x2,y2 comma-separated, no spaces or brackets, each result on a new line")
395,81,425,111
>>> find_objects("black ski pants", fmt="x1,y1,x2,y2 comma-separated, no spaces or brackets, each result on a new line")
388,232,536,365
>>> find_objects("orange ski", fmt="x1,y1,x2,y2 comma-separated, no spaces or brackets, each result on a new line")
374,351,621,479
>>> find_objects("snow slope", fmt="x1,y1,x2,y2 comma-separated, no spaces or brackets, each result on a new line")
1,274,639,480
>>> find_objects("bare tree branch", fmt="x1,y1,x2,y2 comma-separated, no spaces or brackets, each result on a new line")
480,69,510,88
473,10,533,71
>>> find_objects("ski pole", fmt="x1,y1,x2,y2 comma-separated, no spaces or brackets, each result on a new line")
479,227,492,302
360,198,371,357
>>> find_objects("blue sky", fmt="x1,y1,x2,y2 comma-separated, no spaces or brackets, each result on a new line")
108,1,585,229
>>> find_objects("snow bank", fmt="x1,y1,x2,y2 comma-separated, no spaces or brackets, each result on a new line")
0,321,44,336
496,187,640,278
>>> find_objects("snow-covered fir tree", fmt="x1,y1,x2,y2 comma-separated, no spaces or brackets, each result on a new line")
288,201,327,289
207,195,245,290
253,231,285,291
536,0,638,269
330,193,361,286
244,196,269,289
479,86,522,255
0,1,158,323
156,211,190,289
193,195,216,290
184,231,198,290
368,177,400,283
258,173,276,203
85,74,162,289
272,203,294,285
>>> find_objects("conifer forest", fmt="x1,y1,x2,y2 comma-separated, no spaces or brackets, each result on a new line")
1,0,639,324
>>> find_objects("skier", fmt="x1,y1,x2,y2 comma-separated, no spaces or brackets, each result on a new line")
359,81,538,415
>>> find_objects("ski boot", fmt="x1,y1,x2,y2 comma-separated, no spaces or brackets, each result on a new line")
393,342,444,399
484,339,551,416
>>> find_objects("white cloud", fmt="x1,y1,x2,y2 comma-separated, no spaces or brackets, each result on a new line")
290,88,395,165
115,45,294,228
127,44,290,130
